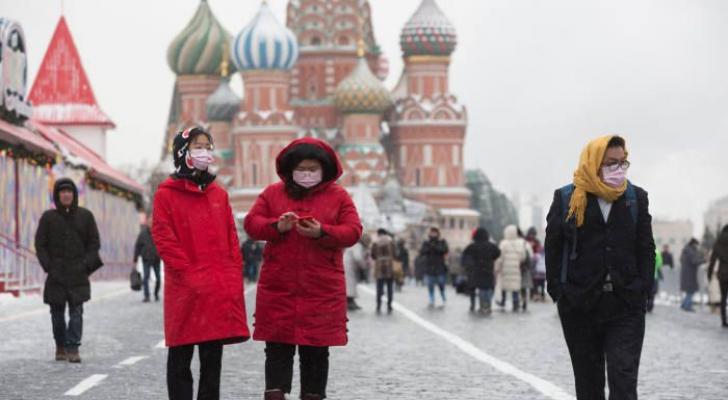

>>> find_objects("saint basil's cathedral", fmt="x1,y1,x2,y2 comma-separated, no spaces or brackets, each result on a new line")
163,0,478,246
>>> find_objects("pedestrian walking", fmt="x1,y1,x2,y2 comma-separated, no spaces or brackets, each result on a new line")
371,228,396,314
395,237,411,283
244,137,362,400
707,225,728,327
661,244,674,270
495,225,528,312
519,228,534,311
545,135,655,400
35,178,103,363
133,215,161,303
462,227,501,315
420,227,449,308
152,127,250,400
680,238,702,312
241,237,262,282
344,234,369,311
526,228,547,302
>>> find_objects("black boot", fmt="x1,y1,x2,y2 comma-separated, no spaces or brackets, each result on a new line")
264,389,286,400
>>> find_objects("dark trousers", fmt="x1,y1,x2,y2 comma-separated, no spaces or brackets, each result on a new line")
143,261,161,300
558,293,645,400
265,342,329,398
50,302,83,351
720,279,728,325
167,341,224,400
376,278,394,311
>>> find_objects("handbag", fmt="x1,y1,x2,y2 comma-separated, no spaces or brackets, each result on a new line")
130,269,142,291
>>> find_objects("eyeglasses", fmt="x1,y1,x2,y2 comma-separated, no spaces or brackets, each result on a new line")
602,160,631,172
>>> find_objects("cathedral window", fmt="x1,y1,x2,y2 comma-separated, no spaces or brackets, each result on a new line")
311,36,322,46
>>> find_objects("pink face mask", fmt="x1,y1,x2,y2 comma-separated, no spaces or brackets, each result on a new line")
189,149,214,171
601,166,627,188
293,170,322,188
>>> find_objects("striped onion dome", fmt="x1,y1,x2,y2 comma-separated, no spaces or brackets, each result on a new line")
167,0,236,76
334,54,393,114
400,0,457,57
232,1,299,71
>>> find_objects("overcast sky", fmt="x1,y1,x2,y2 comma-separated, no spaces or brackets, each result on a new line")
3,0,728,234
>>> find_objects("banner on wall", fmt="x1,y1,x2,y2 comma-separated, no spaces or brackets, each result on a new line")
0,18,32,122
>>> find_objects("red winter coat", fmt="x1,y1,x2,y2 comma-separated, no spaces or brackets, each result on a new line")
152,177,250,347
244,138,362,347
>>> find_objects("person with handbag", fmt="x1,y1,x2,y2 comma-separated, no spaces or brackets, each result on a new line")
152,127,250,400
244,137,362,400
133,215,161,302
35,178,103,363
371,228,397,314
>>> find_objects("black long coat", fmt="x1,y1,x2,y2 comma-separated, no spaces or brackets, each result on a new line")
680,244,703,292
544,185,655,311
34,178,103,305
419,237,449,276
462,240,501,289
709,231,728,283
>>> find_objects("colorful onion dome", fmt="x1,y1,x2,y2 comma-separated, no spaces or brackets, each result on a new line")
232,1,299,71
206,79,240,121
334,46,393,114
400,0,457,57
167,0,236,76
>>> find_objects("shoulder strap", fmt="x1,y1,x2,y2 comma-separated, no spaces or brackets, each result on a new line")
559,184,575,284
559,184,574,222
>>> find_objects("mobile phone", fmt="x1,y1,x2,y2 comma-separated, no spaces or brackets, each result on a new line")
297,215,315,223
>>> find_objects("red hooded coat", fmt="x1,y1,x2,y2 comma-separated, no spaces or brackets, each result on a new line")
152,178,250,347
244,138,362,347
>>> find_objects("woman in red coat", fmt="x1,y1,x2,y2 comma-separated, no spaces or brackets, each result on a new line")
244,137,362,400
153,127,250,400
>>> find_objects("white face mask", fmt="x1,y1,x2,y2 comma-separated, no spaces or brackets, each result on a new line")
601,166,627,188
293,169,322,188
189,149,214,171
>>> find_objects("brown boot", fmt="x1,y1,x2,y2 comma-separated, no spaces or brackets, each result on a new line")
55,345,66,361
302,394,322,400
66,350,82,363
264,389,286,400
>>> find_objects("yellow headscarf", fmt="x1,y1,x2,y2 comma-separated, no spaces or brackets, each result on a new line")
568,135,629,227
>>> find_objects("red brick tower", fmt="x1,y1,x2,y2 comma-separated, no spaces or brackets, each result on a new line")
229,1,301,211
389,0,470,209
286,0,387,136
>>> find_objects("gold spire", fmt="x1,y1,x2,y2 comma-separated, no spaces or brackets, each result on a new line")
357,15,366,57
357,39,366,58
220,41,229,78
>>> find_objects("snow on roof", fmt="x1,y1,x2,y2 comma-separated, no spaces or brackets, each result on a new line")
0,119,57,155
28,17,115,128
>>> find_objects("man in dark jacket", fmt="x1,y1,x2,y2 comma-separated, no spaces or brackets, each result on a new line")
462,227,501,315
545,136,655,400
679,238,703,312
134,215,161,302
35,178,103,363
708,225,728,327
661,245,674,269
420,226,449,308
